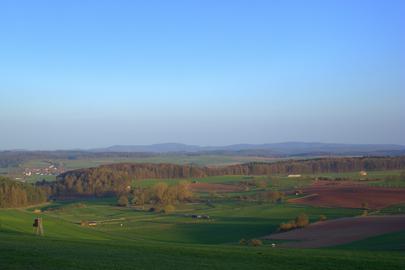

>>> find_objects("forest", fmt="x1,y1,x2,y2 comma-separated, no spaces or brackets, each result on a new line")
0,176,48,208
47,156,405,197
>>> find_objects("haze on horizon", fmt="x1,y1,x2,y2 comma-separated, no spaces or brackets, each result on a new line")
1,0,404,150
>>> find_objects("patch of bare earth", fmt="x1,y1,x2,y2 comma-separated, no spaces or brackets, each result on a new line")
289,180,405,209
265,215,405,248
189,183,243,193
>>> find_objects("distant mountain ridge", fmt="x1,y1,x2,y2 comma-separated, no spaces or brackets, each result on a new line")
91,142,405,157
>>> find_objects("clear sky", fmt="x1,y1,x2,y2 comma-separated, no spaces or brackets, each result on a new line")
0,0,404,150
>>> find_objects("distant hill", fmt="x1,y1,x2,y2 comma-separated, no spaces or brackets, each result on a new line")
91,142,405,157
93,143,201,153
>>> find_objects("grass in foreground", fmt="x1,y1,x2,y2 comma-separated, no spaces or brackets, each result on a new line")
1,231,404,270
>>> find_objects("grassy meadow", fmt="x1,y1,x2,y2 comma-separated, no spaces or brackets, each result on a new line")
1,170,405,269
2,197,404,270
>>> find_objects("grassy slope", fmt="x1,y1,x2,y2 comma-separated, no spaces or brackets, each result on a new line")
337,230,405,251
1,198,404,270
1,232,404,270
1,172,405,269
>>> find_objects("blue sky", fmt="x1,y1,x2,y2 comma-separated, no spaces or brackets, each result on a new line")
0,0,404,149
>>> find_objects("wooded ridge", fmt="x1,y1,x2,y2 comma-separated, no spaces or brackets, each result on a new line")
46,156,405,197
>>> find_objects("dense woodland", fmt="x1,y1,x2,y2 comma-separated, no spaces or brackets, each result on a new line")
0,177,48,208
48,156,405,197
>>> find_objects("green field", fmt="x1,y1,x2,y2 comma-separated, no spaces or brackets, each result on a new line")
1,194,404,269
339,230,405,251
1,170,405,269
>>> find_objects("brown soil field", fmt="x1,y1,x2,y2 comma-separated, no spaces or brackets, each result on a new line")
266,215,405,248
189,183,243,193
288,180,405,209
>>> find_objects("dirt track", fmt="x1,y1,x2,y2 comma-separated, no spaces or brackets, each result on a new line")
266,215,405,248
289,180,405,209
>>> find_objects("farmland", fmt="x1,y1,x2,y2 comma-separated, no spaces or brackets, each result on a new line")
3,0,405,268
0,153,282,183
1,167,405,269
1,197,404,270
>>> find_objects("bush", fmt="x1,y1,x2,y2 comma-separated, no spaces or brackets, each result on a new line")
80,220,88,227
239,238,247,245
261,191,285,203
279,213,309,231
163,204,175,213
319,214,327,222
295,213,309,228
279,221,296,231
117,195,129,207
255,180,267,189
249,239,263,246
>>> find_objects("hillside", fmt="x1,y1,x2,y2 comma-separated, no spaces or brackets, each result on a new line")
91,142,405,156
48,156,405,197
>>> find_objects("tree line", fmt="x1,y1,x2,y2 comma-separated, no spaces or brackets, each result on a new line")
0,176,48,208
44,156,405,197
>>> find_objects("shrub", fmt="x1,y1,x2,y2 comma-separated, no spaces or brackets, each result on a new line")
117,195,129,207
279,213,309,231
261,191,285,203
249,239,263,246
279,221,296,231
295,213,309,228
256,180,267,189
163,204,175,213
209,191,220,199
239,238,247,245
80,220,88,227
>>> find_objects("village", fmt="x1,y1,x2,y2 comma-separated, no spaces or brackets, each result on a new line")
14,162,66,182
23,164,65,177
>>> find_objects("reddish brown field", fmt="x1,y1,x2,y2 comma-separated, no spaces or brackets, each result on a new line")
289,180,405,209
189,183,243,193
266,215,405,248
